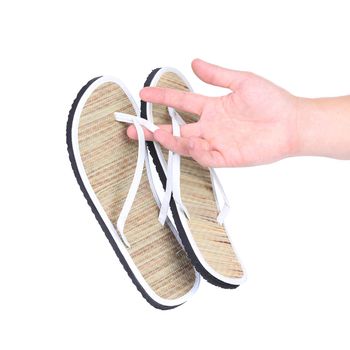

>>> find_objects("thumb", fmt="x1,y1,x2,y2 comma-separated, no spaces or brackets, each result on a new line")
191,58,251,91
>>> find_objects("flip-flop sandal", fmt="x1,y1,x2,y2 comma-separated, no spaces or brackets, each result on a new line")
66,76,200,309
140,68,246,289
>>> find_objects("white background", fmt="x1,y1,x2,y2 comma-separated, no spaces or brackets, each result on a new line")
1,1,349,349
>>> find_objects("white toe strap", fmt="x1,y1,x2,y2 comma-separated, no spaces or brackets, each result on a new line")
114,113,154,248
116,112,159,133
158,108,190,225
163,108,231,225
210,168,231,225
115,112,162,248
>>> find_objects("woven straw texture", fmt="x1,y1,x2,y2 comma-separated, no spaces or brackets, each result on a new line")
152,72,243,279
78,82,196,299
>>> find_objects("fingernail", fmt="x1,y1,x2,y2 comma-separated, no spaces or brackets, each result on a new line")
192,58,204,65
139,87,151,99
139,88,146,99
126,125,135,139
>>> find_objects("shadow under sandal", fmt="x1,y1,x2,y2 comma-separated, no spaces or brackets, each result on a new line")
66,76,199,309
141,68,246,289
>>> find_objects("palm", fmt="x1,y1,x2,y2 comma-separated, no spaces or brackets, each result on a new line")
197,75,298,166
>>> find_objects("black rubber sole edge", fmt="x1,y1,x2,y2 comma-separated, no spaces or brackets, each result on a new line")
66,76,180,310
141,68,240,289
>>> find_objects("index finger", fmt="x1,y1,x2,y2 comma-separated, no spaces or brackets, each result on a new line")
140,87,206,116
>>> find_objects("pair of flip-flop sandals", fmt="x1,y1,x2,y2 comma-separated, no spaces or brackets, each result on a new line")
67,67,246,310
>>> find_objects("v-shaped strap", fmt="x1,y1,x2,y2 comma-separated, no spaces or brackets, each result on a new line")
158,108,190,225
113,115,148,248
165,108,231,226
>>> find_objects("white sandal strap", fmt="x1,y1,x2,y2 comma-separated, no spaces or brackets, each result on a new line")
166,109,230,225
114,114,151,248
210,169,231,225
116,112,159,132
158,108,190,224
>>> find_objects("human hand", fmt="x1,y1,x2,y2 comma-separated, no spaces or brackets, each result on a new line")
127,59,301,167
128,59,299,167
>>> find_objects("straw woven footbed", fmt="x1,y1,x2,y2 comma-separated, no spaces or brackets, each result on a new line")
152,72,243,279
78,82,196,299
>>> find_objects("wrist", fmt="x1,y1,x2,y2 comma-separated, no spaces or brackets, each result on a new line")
294,95,350,159
293,97,320,157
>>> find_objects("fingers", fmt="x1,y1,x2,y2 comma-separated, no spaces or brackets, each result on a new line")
153,129,192,156
128,126,225,168
140,87,206,115
127,122,201,141
191,58,251,91
154,129,225,168
127,124,171,141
